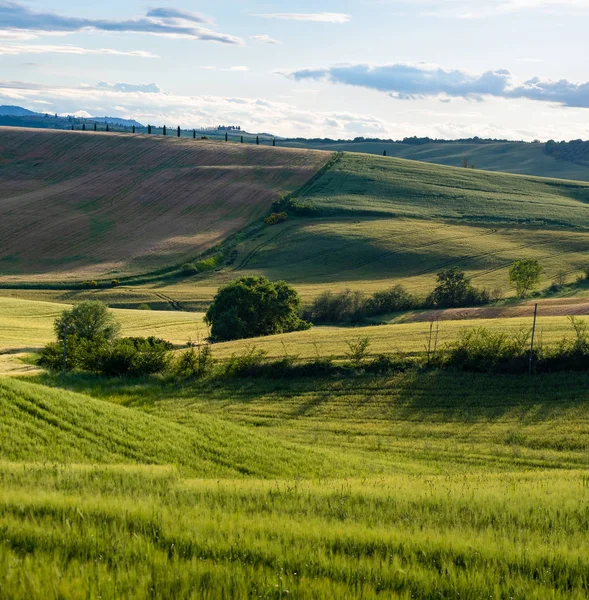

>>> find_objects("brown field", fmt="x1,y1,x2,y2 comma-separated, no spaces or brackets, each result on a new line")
0,127,329,282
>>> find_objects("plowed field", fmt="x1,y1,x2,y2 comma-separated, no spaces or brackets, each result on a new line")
0,127,329,282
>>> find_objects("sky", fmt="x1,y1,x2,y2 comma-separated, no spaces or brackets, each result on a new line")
1,0,589,140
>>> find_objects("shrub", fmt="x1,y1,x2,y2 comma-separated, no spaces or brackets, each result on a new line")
137,304,152,311
175,343,215,378
365,285,416,316
309,289,367,324
345,337,371,367
111,279,120,287
82,280,98,288
365,353,412,375
181,263,198,276
223,346,268,377
426,268,489,308
264,212,289,226
205,276,310,341
543,317,589,372
440,326,533,374
90,337,173,377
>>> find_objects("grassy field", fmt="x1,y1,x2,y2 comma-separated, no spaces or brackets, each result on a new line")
1,371,588,598
0,127,329,282
0,296,205,352
282,139,589,181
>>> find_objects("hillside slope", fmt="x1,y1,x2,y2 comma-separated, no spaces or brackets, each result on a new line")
0,378,348,478
283,139,589,181
0,127,329,282
175,152,589,299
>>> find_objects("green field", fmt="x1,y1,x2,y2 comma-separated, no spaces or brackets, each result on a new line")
282,139,589,181
1,372,589,598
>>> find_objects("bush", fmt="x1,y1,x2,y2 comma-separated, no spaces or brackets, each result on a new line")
137,304,152,311
426,268,489,308
181,263,198,276
89,337,173,377
345,337,371,367
264,212,289,225
223,346,268,377
82,280,98,288
542,317,589,372
365,353,412,375
365,285,417,316
309,289,367,324
175,343,215,378
205,276,310,341
440,326,533,374
111,279,120,287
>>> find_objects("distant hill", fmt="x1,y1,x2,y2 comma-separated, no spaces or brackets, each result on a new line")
281,138,589,182
0,105,41,117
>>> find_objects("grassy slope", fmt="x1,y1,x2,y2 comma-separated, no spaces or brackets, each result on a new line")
0,378,350,478
283,139,589,181
2,371,587,598
168,151,589,302
0,127,329,282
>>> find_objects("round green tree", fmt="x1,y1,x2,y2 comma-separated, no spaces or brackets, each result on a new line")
509,259,542,298
205,277,309,341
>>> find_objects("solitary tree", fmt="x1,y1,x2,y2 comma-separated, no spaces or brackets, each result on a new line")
273,138,276,147
225,132,228,142
163,125,167,136
205,276,309,341
106,124,109,132
55,301,120,344
132,125,136,133
427,268,484,308
94,123,97,132
177,126,181,138
383,150,387,157
148,124,152,134
509,259,542,298
256,135,259,145
193,129,196,139
241,135,244,144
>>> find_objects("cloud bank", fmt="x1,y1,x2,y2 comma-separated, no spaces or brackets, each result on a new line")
0,44,156,57
0,2,243,44
288,63,589,109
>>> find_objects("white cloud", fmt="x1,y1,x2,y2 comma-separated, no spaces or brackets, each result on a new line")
2,79,588,141
0,44,157,57
288,62,589,109
254,13,351,23
250,34,280,44
96,82,161,93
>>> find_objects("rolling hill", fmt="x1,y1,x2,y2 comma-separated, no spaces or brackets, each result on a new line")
0,127,329,282
282,139,589,181
0,377,350,478
166,151,589,303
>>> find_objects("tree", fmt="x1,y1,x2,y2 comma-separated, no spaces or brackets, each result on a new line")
205,276,309,341
427,268,487,308
54,301,120,344
177,126,181,138
509,259,542,298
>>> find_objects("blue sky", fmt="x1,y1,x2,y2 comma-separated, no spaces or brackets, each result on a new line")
1,0,588,139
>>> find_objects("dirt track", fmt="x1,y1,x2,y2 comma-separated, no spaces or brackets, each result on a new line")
398,298,589,323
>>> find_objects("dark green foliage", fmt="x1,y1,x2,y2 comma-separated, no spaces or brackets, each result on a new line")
545,139,589,166
223,346,268,376
54,301,120,344
365,285,417,315
309,289,367,324
111,279,120,287
426,268,489,308
509,259,543,298
439,326,532,374
345,336,371,367
205,276,310,341
88,337,173,377
264,212,289,225
310,285,417,325
181,262,198,276
542,317,589,372
175,343,215,378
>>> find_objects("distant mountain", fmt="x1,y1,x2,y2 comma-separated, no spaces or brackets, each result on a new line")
0,105,42,117
90,116,144,128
